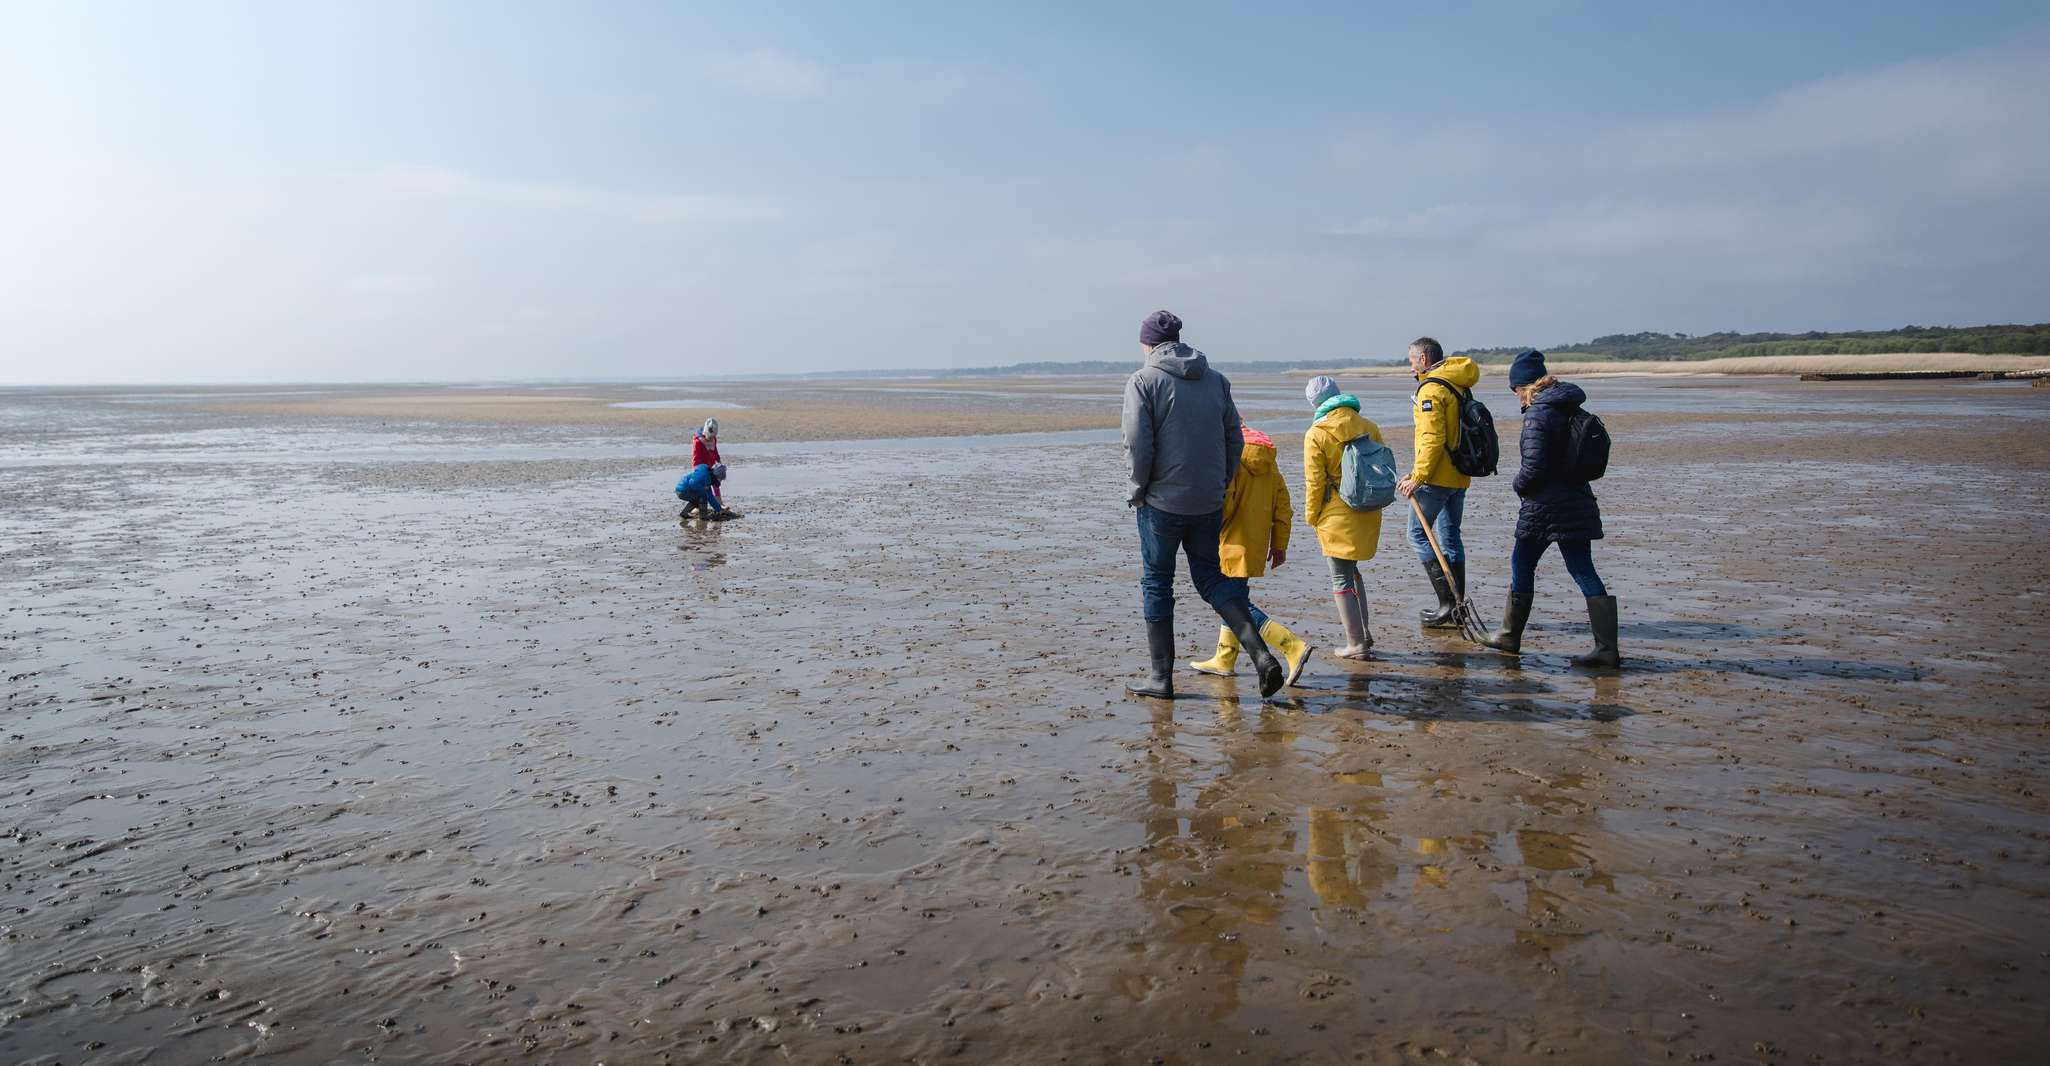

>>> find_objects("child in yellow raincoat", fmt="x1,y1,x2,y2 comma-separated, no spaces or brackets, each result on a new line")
1186,423,1315,687
1303,376,1385,658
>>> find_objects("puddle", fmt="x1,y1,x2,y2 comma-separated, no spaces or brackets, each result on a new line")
607,399,750,410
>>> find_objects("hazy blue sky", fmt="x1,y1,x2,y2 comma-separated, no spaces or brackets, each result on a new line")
3,1,2046,382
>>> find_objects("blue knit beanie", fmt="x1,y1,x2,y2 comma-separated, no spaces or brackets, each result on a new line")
1140,310,1182,347
1305,376,1340,407
1509,349,1549,389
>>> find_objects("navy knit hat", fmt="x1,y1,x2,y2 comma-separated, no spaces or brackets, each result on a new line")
1509,349,1549,389
1140,310,1182,347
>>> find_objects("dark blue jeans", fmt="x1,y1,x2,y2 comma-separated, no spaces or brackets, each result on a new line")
1136,505,1247,623
1215,577,1271,629
1509,537,1607,597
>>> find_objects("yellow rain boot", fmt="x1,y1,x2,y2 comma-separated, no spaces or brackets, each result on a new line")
1261,619,1314,688
1187,626,1239,675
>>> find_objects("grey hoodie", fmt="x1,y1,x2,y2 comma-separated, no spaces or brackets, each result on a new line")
1121,342,1244,514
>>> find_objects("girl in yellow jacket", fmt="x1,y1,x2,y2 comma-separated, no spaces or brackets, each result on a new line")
1303,376,1384,658
1186,424,1315,688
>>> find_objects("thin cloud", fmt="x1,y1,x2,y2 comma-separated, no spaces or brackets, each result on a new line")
703,47,832,99
1612,49,2050,172
344,272,434,295
1329,203,1504,240
358,165,786,224
1318,42,2050,299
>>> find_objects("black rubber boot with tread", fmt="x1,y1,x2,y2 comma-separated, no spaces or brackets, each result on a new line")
1485,590,1534,653
1571,596,1621,669
1126,620,1176,698
1217,601,1284,699
1419,559,1458,629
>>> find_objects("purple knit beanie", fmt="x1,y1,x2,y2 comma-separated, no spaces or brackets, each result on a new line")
1139,310,1182,347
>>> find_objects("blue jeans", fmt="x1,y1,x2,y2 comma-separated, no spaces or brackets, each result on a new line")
1406,485,1466,566
1136,505,1247,623
1510,537,1607,597
1215,577,1270,629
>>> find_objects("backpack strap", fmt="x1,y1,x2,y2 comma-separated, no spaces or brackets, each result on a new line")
1418,376,1469,402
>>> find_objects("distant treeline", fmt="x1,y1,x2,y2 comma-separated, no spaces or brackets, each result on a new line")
1457,323,2050,363
773,323,2050,380
797,358,1317,379
947,359,1316,376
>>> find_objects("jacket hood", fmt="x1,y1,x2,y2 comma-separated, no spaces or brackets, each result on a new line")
1315,393,1361,421
1418,355,1481,390
1241,425,1275,449
1239,428,1277,475
1529,380,1586,410
1145,341,1208,380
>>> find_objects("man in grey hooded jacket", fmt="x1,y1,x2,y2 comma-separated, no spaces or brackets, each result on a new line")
1121,310,1285,700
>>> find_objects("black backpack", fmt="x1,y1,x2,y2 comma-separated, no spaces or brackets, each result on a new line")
1419,377,1499,478
1563,408,1611,481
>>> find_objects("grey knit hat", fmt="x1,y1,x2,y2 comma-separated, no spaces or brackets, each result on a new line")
1305,376,1341,407
701,418,719,437
710,463,727,482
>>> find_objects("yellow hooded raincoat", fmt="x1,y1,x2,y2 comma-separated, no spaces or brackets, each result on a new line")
1304,400,1385,562
1218,426,1291,578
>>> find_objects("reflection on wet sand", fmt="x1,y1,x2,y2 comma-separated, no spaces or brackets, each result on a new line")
1129,682,1646,1030
1135,698,1295,1019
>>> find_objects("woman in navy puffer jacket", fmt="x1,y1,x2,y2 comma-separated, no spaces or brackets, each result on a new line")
1484,350,1619,667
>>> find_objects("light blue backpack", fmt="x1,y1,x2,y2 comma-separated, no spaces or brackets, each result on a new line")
1337,434,1399,511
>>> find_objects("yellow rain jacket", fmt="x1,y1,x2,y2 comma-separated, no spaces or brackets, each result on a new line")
1303,399,1385,562
1410,355,1482,490
1218,426,1291,578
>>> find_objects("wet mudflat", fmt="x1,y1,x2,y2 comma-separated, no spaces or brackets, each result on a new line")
3,376,2048,1064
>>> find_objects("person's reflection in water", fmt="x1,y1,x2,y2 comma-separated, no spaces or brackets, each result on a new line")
1133,697,1299,1020
1303,766,1402,906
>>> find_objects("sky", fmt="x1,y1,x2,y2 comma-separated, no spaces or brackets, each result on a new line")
2,0,2047,383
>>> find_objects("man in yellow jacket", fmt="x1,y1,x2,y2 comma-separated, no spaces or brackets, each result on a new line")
1395,337,1481,628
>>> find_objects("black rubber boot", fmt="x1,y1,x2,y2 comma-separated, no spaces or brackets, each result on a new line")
1216,600,1285,699
1419,559,1458,629
1126,619,1175,698
1485,590,1534,653
1570,596,1621,669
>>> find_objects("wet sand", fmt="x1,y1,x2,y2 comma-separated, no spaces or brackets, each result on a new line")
186,380,1138,441
3,376,2048,1064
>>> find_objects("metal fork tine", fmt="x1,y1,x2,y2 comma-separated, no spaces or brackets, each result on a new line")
1458,601,1491,645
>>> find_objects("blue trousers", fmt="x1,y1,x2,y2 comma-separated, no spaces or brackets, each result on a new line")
677,488,723,514
1406,484,1465,566
1509,537,1607,597
1136,505,1249,623
1215,577,1271,629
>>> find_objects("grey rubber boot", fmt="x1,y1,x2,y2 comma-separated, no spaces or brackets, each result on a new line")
1126,619,1175,698
1420,559,1458,628
1485,590,1534,653
1332,591,1371,660
1570,596,1621,668
1216,600,1285,699
1355,587,1373,648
